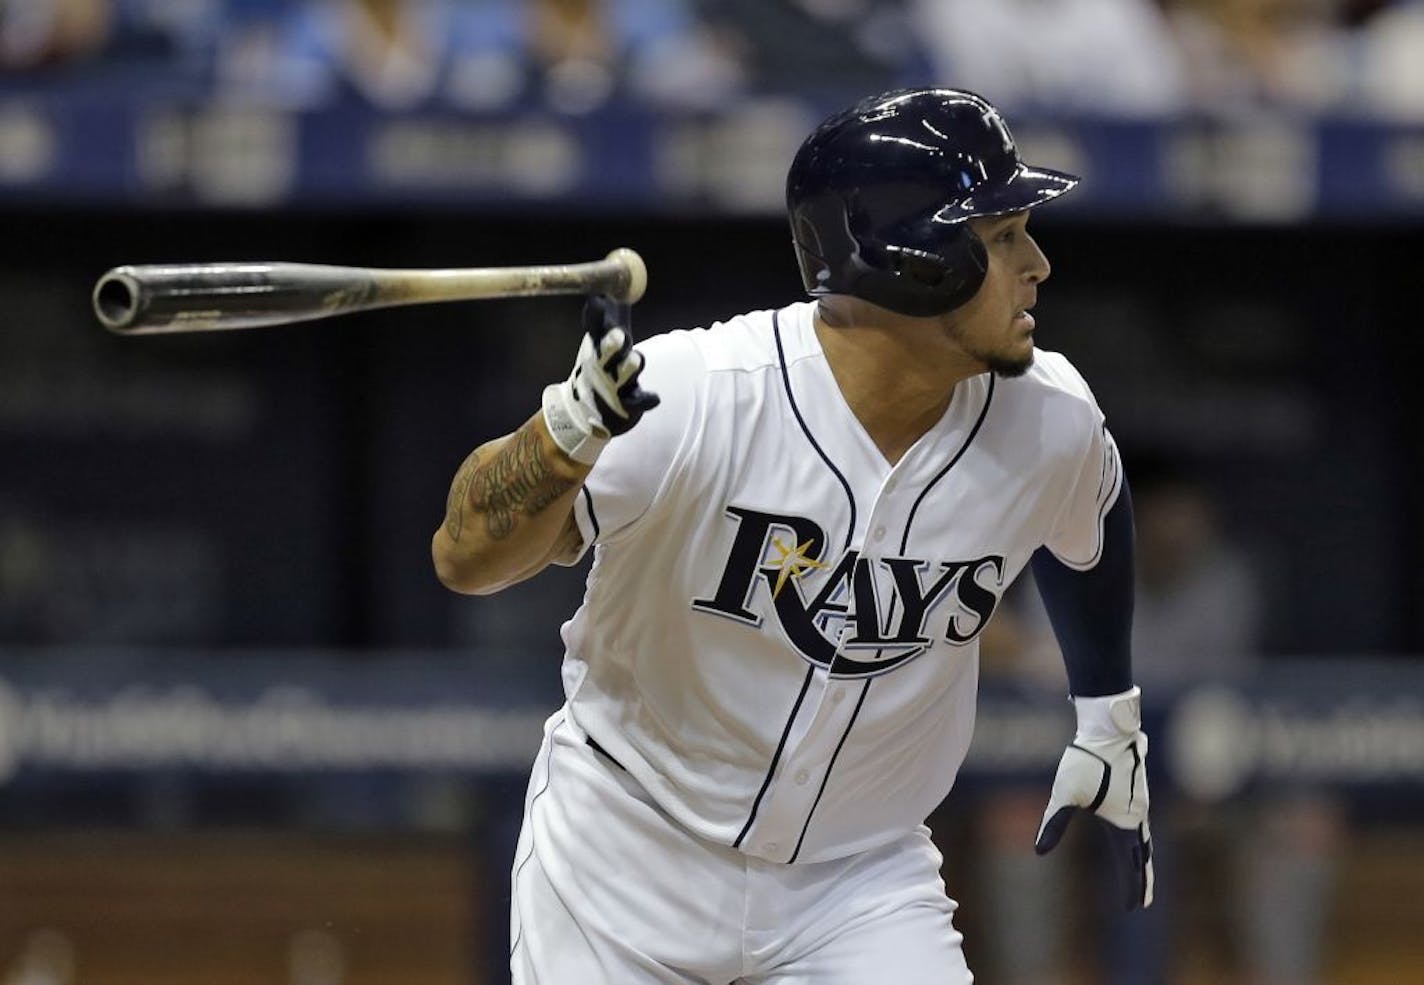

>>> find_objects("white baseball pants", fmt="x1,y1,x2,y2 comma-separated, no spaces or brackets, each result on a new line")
510,712,973,985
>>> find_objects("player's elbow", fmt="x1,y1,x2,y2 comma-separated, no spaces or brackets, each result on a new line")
431,531,505,596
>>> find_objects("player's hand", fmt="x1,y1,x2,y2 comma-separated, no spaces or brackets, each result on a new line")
541,295,660,465
1034,686,1154,910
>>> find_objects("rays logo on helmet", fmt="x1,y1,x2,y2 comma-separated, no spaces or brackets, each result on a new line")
691,507,1005,678
981,105,1016,155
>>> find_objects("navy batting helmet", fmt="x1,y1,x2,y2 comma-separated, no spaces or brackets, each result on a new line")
787,88,1079,317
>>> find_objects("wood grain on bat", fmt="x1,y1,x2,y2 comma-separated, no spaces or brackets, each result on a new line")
93,249,646,335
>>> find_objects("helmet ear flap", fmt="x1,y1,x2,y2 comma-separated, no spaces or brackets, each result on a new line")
852,222,988,316
892,248,952,289
809,187,991,316
944,223,990,301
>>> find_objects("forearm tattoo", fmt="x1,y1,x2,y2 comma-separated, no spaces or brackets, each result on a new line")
444,449,479,544
444,425,576,542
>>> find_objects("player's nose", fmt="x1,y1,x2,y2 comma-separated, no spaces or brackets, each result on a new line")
1024,234,1051,284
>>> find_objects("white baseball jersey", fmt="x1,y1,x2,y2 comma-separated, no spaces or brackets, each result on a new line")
559,299,1121,865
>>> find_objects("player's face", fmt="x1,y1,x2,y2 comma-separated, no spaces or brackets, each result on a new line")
943,212,1051,378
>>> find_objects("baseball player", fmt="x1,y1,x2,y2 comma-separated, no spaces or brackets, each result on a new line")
434,87,1153,984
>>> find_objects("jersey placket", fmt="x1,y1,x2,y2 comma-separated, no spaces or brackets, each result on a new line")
739,476,910,863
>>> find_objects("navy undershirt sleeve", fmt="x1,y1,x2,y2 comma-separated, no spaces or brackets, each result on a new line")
1030,480,1135,698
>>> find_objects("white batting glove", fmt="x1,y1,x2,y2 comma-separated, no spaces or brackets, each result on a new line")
1035,685,1154,910
541,295,660,465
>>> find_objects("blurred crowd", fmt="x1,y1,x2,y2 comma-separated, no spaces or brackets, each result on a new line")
1,0,1423,119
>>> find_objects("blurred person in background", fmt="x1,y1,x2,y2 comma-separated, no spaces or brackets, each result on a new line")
212,0,533,110
1354,0,1424,119
692,0,931,101
517,0,745,112
212,0,744,113
909,0,1187,118
0,0,113,72
975,458,1343,985
1164,0,1356,114
0,0,217,87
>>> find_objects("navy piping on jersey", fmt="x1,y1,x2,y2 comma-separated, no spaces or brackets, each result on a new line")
509,713,567,958
771,309,858,553
580,486,601,542
1076,424,1120,570
900,374,996,553
788,680,870,863
733,310,858,850
788,373,997,859
734,667,814,849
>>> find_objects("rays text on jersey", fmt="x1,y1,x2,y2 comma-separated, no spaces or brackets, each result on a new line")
691,507,1006,678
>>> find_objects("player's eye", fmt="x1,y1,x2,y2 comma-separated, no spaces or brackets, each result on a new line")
997,229,1016,244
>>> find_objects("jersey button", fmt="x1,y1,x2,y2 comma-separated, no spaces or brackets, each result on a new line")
831,689,846,704
872,525,886,540
763,842,779,854
884,478,897,493
794,769,810,785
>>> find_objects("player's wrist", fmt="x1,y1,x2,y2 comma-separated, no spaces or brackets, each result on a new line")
541,382,609,466
1071,685,1142,742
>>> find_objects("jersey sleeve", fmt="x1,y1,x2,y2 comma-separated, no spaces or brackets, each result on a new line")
557,329,704,564
1042,412,1124,571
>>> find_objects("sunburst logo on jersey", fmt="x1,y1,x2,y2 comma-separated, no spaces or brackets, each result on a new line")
767,536,827,599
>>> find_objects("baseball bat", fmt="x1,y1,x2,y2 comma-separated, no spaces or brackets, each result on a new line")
93,248,647,335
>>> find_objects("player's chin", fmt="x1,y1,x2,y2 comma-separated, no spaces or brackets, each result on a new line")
986,342,1035,379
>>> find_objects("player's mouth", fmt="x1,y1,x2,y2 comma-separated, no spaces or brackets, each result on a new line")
1014,308,1035,331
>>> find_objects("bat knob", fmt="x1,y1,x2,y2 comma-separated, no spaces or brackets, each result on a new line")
606,248,647,305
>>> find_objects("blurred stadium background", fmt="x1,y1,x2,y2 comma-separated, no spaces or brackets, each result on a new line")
2,1,1423,983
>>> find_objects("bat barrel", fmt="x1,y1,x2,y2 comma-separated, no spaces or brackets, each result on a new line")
93,269,145,332
93,263,382,335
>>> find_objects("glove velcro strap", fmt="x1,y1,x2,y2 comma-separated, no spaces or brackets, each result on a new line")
542,382,608,466
1072,685,1142,742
